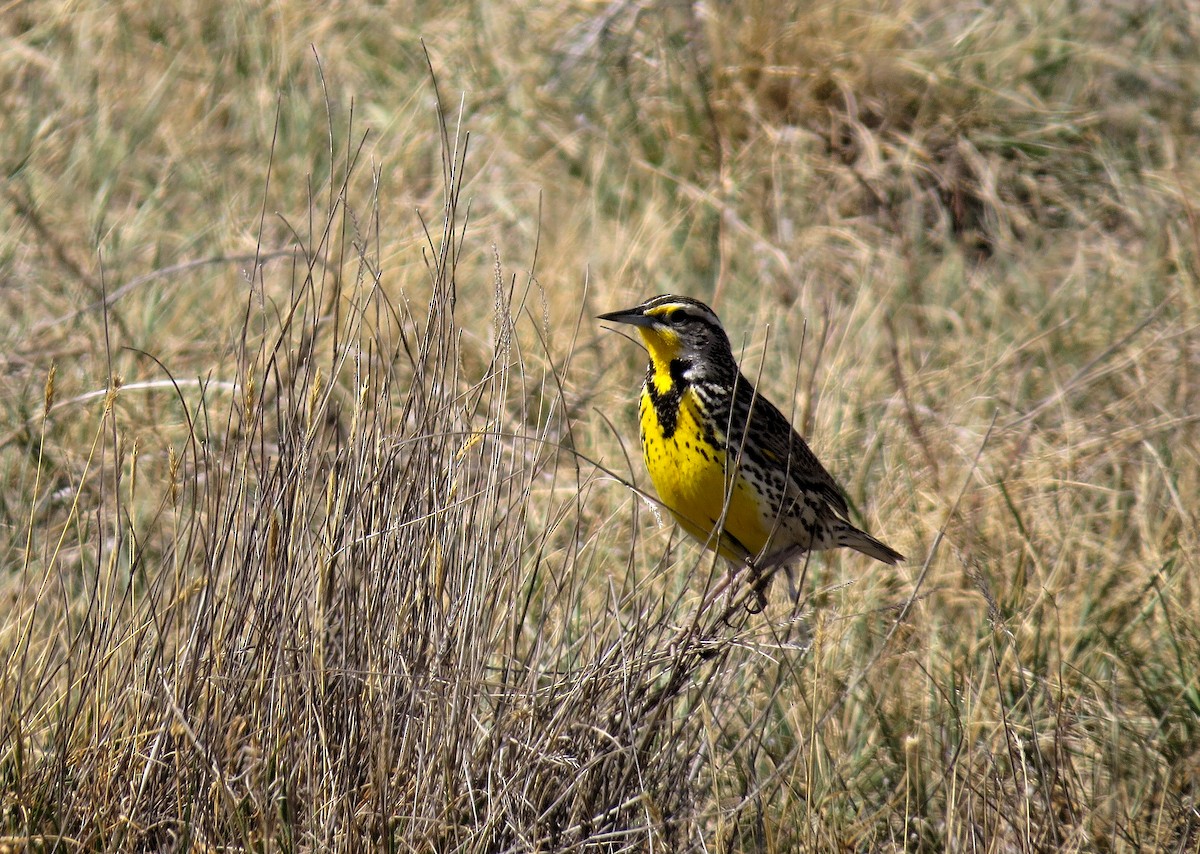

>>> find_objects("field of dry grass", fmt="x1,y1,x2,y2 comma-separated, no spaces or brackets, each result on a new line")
2,1,1198,850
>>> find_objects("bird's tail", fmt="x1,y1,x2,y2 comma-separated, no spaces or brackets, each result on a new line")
835,523,905,565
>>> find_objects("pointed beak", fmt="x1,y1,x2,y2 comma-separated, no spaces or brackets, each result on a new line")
598,306,655,328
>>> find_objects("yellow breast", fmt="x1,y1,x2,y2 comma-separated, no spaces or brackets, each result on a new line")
639,387,771,563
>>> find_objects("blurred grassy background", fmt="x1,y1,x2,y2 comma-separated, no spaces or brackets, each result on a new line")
2,0,1198,850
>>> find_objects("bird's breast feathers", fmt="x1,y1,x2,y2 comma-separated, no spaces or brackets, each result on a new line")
639,388,771,559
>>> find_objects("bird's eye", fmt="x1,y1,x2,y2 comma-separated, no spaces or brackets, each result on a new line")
667,309,688,326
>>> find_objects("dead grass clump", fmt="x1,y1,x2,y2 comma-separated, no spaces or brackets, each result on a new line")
0,86,791,850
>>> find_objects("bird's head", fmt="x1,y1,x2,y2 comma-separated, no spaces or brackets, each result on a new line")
599,295,735,384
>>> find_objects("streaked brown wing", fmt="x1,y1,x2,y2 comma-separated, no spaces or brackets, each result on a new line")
732,374,851,519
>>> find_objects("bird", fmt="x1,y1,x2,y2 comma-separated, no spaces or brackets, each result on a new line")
599,294,903,606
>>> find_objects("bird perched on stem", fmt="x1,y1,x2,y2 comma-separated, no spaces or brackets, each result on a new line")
600,294,902,607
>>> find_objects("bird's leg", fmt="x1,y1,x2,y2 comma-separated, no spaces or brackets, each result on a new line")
784,564,799,601
718,557,748,619
745,557,770,613
740,544,808,610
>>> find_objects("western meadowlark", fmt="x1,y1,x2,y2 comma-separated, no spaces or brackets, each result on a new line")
600,294,903,604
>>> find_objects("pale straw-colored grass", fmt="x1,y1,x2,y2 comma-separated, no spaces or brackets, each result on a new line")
2,1,1197,850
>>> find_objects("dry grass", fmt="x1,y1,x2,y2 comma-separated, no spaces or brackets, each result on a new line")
2,0,1198,850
